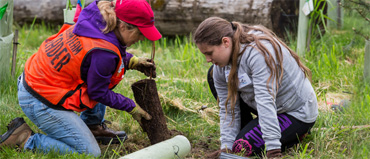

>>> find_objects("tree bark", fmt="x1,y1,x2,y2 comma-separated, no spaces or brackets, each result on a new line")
13,0,300,37
152,0,275,35
131,79,171,145
152,0,299,37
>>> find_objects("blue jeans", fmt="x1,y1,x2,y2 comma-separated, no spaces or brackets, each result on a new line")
17,75,103,157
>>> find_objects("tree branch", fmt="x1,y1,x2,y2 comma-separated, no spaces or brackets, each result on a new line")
354,7,370,23
353,27,369,40
347,0,370,10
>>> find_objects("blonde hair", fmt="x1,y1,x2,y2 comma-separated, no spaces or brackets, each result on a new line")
194,17,312,123
97,1,139,34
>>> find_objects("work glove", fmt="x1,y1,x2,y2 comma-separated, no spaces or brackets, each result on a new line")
206,148,232,159
129,56,156,78
129,105,152,125
266,149,282,159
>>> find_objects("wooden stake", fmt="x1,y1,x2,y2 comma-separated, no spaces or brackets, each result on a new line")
364,40,370,82
306,22,313,53
328,0,343,29
148,0,155,80
150,41,155,80
11,30,19,77
337,0,342,28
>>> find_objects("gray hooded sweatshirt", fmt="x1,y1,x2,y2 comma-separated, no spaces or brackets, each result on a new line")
213,31,318,151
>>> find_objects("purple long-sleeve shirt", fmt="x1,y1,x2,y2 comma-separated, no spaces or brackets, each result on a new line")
72,1,135,112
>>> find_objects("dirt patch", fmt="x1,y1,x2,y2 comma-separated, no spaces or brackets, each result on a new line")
185,135,220,158
106,130,217,158
99,133,152,156
121,137,150,154
169,129,184,136
189,142,211,158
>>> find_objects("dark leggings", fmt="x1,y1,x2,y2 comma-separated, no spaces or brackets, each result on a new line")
207,65,315,156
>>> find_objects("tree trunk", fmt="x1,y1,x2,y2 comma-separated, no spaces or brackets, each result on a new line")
131,79,171,145
152,0,299,37
14,0,300,37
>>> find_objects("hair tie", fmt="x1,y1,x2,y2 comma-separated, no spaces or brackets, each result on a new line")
230,22,236,30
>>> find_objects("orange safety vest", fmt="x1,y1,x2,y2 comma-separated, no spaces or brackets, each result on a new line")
24,24,125,112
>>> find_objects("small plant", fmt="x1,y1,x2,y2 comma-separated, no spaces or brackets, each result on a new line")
66,0,85,10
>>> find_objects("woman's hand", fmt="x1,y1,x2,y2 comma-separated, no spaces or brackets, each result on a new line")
129,56,156,78
129,105,152,125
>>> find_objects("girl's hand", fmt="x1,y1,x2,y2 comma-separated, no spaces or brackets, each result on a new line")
266,149,282,158
206,148,232,159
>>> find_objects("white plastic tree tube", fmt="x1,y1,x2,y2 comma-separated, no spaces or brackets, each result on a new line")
120,135,191,159
0,33,13,81
63,7,76,24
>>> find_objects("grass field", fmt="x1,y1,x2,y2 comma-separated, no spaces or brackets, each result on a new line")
1,9,370,159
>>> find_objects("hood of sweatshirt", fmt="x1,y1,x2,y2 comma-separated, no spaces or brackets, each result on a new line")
72,0,127,54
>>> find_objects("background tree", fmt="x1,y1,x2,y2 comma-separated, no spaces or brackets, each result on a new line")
341,0,370,81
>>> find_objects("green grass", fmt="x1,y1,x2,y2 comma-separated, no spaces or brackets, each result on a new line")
1,9,370,158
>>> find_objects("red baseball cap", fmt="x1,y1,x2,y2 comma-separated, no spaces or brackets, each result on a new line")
115,0,162,41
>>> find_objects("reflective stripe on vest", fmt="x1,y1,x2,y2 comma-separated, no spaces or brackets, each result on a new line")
24,24,125,112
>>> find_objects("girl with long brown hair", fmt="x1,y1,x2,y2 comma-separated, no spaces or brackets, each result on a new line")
194,17,318,158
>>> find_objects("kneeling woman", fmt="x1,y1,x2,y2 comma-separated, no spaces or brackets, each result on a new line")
0,0,160,157
194,17,318,158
